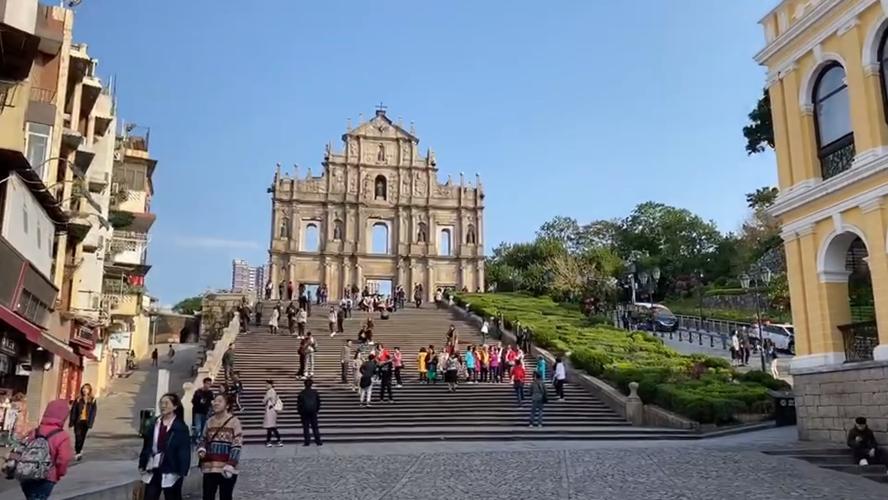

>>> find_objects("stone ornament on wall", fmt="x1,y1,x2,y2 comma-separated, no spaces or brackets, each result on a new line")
413,172,427,197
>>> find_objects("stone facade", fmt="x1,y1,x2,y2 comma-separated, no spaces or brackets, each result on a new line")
793,361,888,445
268,109,485,302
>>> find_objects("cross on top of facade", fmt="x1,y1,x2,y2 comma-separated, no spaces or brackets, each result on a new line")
375,102,387,116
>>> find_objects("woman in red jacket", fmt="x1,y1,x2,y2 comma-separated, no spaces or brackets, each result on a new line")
17,399,74,499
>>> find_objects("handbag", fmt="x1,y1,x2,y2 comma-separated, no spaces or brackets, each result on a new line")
198,416,233,465
272,396,283,412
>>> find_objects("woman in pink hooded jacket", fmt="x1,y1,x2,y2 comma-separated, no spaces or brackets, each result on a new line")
19,399,74,500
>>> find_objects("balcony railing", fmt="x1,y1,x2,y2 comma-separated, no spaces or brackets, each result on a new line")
838,320,878,363
29,86,56,104
820,136,855,180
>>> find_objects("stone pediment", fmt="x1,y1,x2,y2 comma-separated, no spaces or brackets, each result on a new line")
343,110,418,143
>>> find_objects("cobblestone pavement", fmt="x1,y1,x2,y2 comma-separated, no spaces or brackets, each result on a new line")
228,441,886,500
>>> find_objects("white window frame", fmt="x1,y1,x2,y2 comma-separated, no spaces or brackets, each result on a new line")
25,122,52,180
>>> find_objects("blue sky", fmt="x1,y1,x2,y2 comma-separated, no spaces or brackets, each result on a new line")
74,0,777,305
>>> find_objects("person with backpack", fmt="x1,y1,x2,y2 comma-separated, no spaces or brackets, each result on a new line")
191,378,215,445
286,302,297,335
68,384,97,461
7,399,72,500
263,380,283,447
222,344,235,384
528,371,548,427
139,393,191,500
512,361,527,407
296,378,322,446
198,394,243,500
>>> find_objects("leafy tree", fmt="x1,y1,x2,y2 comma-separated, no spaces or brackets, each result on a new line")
745,186,779,209
743,88,774,155
537,216,583,253
173,295,203,315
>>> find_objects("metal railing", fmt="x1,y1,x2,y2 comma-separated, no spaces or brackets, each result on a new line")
29,86,56,104
838,320,878,363
820,138,855,180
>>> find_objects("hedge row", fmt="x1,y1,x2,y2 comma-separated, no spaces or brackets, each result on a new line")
457,292,788,424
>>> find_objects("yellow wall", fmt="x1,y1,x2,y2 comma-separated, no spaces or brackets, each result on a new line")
761,1,888,367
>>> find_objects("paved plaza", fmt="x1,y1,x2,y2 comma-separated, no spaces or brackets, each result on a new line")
211,429,885,500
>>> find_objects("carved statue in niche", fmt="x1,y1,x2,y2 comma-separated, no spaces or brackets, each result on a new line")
401,176,410,198
401,142,410,162
375,175,387,200
377,143,386,163
413,172,427,197
331,168,344,193
349,140,358,158
417,221,428,243
333,220,343,240
348,176,357,194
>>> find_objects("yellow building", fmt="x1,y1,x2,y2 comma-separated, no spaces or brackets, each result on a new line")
757,0,888,443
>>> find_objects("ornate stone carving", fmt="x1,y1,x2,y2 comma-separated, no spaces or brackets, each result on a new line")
377,143,386,164
435,184,451,198
413,172,427,197
331,168,345,193
349,140,359,158
348,175,357,194
401,142,410,162
401,176,411,199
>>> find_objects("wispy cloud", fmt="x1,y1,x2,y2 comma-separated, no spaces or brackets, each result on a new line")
174,236,260,250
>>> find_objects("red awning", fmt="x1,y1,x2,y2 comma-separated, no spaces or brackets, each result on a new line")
0,305,81,365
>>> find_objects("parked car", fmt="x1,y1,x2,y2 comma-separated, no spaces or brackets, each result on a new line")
757,323,795,353
631,303,679,333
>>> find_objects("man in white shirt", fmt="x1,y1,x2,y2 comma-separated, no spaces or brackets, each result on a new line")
553,357,567,401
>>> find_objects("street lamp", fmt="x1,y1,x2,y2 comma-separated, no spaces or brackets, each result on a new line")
739,266,773,372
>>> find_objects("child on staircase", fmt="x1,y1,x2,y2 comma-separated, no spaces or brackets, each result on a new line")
417,347,428,384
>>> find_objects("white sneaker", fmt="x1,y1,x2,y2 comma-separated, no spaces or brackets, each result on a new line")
276,442,284,447
266,443,272,448
396,384,403,388
859,459,869,466
330,332,336,337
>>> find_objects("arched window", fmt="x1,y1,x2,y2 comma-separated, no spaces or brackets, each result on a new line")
303,223,319,251
374,175,387,200
417,222,427,243
439,228,452,256
813,63,855,179
371,222,389,254
466,224,476,244
279,216,290,239
333,219,343,240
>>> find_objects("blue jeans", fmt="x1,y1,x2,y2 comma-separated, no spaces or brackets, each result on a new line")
529,400,544,426
513,382,524,405
21,479,55,500
193,412,208,442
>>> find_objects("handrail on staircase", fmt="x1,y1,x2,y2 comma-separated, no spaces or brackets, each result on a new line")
182,315,239,426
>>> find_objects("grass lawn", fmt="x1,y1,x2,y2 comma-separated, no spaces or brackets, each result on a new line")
457,292,788,425
663,297,792,324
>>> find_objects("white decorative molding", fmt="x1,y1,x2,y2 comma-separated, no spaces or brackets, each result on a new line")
882,0,888,15
837,17,860,36
790,352,847,372
756,0,876,65
862,12,888,69
778,10,790,31
864,63,881,76
813,43,824,62
874,344,888,361
770,146,888,219
819,269,852,282
860,197,885,213
798,52,849,110
832,212,844,233
781,222,815,241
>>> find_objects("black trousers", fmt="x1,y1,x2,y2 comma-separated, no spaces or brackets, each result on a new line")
265,428,281,444
202,473,237,500
852,444,883,463
554,379,565,399
394,367,403,385
73,421,89,454
144,471,183,500
341,361,348,383
380,375,394,401
298,353,307,376
300,413,321,444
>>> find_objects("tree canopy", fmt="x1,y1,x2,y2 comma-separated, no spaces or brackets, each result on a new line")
743,88,774,155
172,295,202,315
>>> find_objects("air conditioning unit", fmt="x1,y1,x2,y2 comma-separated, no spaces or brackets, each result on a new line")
16,364,31,377
113,151,121,161
111,182,119,194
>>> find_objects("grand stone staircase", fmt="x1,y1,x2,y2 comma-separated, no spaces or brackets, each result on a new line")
229,302,696,444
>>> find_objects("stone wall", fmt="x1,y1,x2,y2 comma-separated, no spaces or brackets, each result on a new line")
793,360,888,444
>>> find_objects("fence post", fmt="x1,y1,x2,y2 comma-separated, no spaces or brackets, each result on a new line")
699,331,703,345
710,335,714,348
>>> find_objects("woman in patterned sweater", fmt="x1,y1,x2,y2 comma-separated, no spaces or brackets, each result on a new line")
197,394,243,500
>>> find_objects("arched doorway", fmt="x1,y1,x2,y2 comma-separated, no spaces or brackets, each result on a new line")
821,231,877,362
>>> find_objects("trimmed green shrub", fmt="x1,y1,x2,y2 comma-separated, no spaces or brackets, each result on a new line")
737,370,791,391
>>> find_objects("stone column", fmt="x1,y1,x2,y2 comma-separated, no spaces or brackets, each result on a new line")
426,262,434,302
839,22,878,152
269,257,280,299
768,78,795,189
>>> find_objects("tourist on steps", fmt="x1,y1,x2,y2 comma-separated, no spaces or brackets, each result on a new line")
553,357,567,401
417,347,428,383
378,350,395,403
465,346,477,384
480,319,489,345
336,306,345,335
297,334,311,379
489,344,501,383
286,302,297,335
341,340,353,384
140,393,190,500
328,307,337,337
504,345,517,381
512,361,526,407
222,344,235,383
359,354,377,407
536,356,547,379
297,379,322,446
479,345,490,383
427,347,438,384
263,380,283,447
848,417,884,466
393,347,404,387
296,308,308,338
268,305,280,335
287,280,294,301
69,384,97,461
445,353,460,392
528,372,547,428
197,394,242,500
352,349,364,392
226,373,244,412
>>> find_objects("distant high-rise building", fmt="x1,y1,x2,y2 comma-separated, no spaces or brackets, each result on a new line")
231,259,256,294
254,264,267,295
